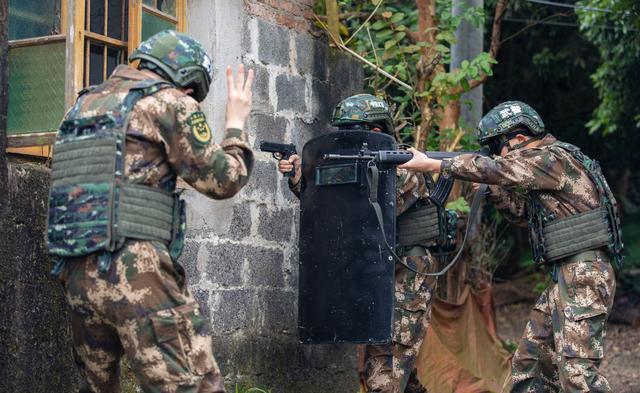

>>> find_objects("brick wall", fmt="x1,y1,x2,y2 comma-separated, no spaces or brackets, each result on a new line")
0,1,365,392
0,163,78,393
183,1,364,391
244,0,315,33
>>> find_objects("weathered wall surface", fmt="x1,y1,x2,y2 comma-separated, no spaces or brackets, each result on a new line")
0,162,79,392
0,1,364,392
181,0,364,391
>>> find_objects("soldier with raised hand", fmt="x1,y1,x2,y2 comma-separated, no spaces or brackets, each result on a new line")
47,30,254,392
279,94,435,393
398,101,622,392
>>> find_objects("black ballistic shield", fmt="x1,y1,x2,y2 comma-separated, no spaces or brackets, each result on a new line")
298,131,396,343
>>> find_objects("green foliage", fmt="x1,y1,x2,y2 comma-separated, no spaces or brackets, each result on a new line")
318,0,495,148
533,279,548,295
576,0,640,136
446,196,471,214
517,252,534,269
502,339,518,353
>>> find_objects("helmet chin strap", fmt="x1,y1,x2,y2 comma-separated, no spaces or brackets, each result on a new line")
138,61,172,84
508,134,543,151
339,123,377,131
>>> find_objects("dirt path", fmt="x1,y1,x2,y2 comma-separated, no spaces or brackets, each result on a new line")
496,302,640,393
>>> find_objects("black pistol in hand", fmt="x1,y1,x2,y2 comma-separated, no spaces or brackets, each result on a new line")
259,141,297,177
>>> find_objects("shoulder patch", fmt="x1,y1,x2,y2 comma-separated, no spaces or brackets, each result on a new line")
187,111,212,145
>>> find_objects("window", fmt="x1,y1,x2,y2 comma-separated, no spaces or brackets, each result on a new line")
7,0,66,149
9,0,62,40
141,0,179,42
83,0,129,86
80,0,186,87
6,0,186,156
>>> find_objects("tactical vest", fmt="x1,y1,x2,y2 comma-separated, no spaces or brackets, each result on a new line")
47,79,186,270
396,202,458,251
526,141,623,268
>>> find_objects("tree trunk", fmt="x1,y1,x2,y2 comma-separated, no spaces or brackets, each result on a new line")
325,0,341,44
439,99,461,149
433,0,509,302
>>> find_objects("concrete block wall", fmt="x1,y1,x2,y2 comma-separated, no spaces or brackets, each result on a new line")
181,1,364,391
0,1,365,392
0,162,79,393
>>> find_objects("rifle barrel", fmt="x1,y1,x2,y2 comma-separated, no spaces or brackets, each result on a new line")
423,150,488,159
323,154,363,160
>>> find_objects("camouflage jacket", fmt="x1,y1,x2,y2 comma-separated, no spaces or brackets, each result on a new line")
289,166,429,216
395,169,430,216
441,134,600,222
74,65,253,198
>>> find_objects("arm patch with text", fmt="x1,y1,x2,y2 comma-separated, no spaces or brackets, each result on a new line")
187,111,212,145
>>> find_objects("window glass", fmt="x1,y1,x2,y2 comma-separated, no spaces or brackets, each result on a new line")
8,0,61,40
106,47,124,78
141,11,176,41
88,0,105,35
123,0,129,41
143,0,155,7
157,0,176,16
107,1,126,40
7,42,66,134
89,42,105,86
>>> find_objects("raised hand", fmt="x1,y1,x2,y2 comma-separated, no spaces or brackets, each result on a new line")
225,64,255,130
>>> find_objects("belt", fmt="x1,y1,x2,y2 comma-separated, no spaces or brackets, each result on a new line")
561,248,609,264
397,246,429,257
551,248,609,282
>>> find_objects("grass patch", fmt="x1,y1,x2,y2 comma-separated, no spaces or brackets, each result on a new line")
235,385,272,393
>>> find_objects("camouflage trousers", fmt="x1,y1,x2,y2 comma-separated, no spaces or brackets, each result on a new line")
364,251,437,393
57,240,225,393
510,250,615,393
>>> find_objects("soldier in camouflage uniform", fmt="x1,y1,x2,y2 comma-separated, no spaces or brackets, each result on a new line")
48,31,255,392
278,94,436,393
398,101,619,392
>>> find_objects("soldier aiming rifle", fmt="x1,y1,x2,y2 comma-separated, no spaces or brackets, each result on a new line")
399,100,623,392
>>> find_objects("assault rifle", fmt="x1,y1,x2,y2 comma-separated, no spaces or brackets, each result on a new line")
323,143,490,206
323,142,491,277
259,141,297,177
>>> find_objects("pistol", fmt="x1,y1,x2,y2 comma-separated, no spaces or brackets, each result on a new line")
259,141,298,177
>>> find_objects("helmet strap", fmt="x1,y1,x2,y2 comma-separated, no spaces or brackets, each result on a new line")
509,134,543,151
139,61,172,84
338,123,372,131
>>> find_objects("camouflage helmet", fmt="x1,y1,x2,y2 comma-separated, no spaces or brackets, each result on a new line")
331,94,395,135
476,100,545,145
130,30,213,102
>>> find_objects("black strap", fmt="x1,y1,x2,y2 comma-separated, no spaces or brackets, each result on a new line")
426,183,487,276
366,162,417,272
366,161,487,277
509,134,543,151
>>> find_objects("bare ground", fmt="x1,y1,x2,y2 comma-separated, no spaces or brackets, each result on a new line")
496,302,640,393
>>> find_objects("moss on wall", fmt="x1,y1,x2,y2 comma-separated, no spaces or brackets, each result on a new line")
0,161,80,392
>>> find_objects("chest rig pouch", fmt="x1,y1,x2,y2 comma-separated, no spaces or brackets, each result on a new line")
47,79,186,264
396,202,458,251
527,142,623,268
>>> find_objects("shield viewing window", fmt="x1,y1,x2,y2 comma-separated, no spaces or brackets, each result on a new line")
315,163,359,186
6,0,186,157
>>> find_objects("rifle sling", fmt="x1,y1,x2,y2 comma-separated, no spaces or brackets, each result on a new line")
365,161,486,277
